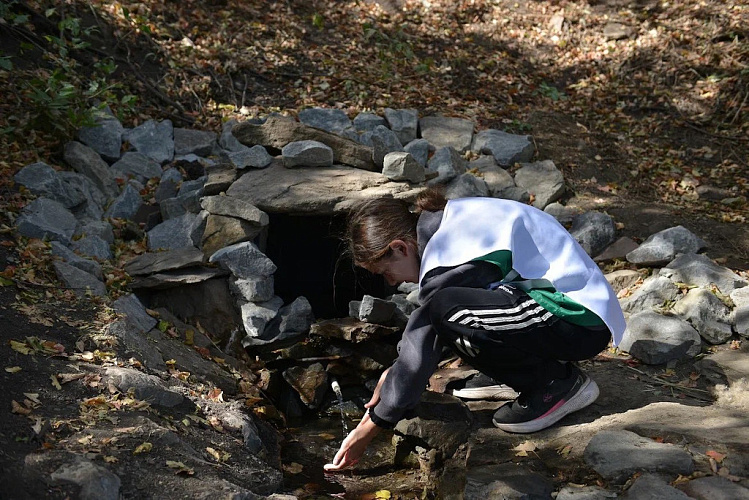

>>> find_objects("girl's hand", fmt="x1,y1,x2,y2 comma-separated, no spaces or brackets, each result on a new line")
323,412,381,472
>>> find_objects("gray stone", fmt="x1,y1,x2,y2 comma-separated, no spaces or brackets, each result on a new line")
731,286,749,308
104,367,184,407
544,202,582,225
201,214,263,257
154,167,182,203
445,173,489,199
16,198,77,244
124,247,205,276
384,108,418,145
229,276,274,302
469,156,516,198
200,195,269,226
604,269,641,294
176,176,206,214
359,295,397,324
123,119,174,164
63,141,119,199
50,241,103,279
464,463,554,500
584,430,693,483
78,116,124,163
147,212,206,251
395,392,472,458
112,293,157,334
225,161,423,216
159,197,187,220
240,296,284,344
626,226,708,266
50,457,120,500
371,125,404,169
619,310,702,364
471,129,535,167
111,152,162,184
219,119,246,152
403,138,430,167
348,300,361,319
203,163,238,196
514,160,565,209
298,108,355,136
77,220,114,244
105,318,166,371
603,22,633,41
388,293,417,315
129,267,228,290
270,296,314,340
622,474,691,499
595,236,639,263
672,288,733,344
104,183,142,220
57,171,106,222
677,475,749,500
233,115,376,171
419,115,474,152
660,253,748,295
735,306,749,337
557,485,617,500
353,112,387,133
283,363,328,409
382,152,425,183
71,234,112,261
621,275,680,313
426,146,467,185
209,241,276,278
569,211,617,257
358,131,374,147
281,140,334,168
173,127,216,156
53,261,107,297
200,400,264,454
14,162,86,209
227,145,273,169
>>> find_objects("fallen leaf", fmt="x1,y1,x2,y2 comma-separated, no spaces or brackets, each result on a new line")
166,460,194,475
207,388,224,402
58,373,86,384
11,400,31,415
10,340,31,355
103,456,118,463
283,462,304,474
706,450,726,463
50,375,62,390
133,442,153,455
5,366,22,373
23,393,41,406
557,444,573,457
317,432,337,440
375,490,391,499
184,329,194,346
206,447,230,462
77,435,93,446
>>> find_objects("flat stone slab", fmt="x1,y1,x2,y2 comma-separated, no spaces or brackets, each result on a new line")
103,367,184,407
419,115,474,152
225,160,424,216
619,310,701,364
660,253,748,295
309,317,400,343
124,247,205,276
129,267,228,290
16,198,77,245
53,261,107,297
471,129,535,167
626,225,707,266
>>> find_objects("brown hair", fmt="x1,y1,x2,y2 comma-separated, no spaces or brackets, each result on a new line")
345,187,447,266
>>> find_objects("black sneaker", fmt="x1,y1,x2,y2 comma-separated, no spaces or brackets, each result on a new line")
450,373,519,401
492,365,599,433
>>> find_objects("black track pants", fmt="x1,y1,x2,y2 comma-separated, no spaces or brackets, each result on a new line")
428,285,611,393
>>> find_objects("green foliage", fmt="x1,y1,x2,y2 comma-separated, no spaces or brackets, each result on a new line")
537,82,567,101
504,119,532,134
312,13,324,29
362,22,418,76
0,2,136,137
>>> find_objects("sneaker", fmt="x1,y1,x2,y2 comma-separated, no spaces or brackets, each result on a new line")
450,373,519,401
492,365,599,433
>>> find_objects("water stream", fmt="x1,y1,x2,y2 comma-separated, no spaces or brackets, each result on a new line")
330,378,349,438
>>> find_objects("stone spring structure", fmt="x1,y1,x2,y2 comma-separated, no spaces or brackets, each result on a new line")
12,107,749,498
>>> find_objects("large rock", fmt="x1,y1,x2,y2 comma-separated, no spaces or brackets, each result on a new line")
232,115,377,171
419,115,474,152
619,310,702,364
239,296,284,343
283,362,328,409
620,275,680,313
403,138,430,167
463,464,554,500
209,241,277,279
112,293,157,334
227,145,273,169
63,141,119,199
201,214,264,257
203,163,239,196
677,475,749,499
50,241,103,279
262,297,315,345
626,226,708,266
154,167,182,203
124,247,205,276
218,119,246,152
53,261,107,297
569,211,617,258
147,212,206,251
513,160,565,209
50,457,120,500
426,146,467,185
111,152,163,184
281,140,334,168
200,196,269,226
359,295,397,324
382,152,425,183
584,430,694,483
129,267,228,290
104,183,142,220
623,474,692,499
16,198,78,245
14,162,86,209
229,276,274,303
371,125,404,169
353,112,387,133
103,367,184,407
384,108,418,145
672,288,733,344
445,173,489,199
173,127,216,156
123,119,174,164
660,253,748,295
71,234,112,261
469,156,516,199
77,115,124,163
471,129,535,167
225,161,424,216
298,108,355,136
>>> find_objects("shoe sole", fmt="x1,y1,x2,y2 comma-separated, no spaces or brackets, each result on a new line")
492,377,599,433
452,386,519,400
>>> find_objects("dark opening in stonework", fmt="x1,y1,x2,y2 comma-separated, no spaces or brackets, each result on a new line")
263,213,388,319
